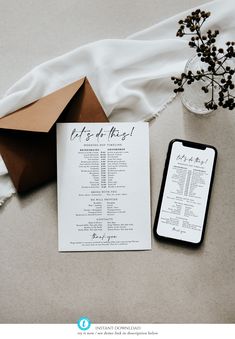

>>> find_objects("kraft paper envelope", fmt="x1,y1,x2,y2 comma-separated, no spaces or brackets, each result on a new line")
0,77,108,193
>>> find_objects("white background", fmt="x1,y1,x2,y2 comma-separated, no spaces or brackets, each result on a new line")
0,0,234,324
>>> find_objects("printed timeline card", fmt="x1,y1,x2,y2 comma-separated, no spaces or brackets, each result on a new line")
56,122,151,251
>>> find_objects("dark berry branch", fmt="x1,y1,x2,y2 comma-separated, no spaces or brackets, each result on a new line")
172,8,235,111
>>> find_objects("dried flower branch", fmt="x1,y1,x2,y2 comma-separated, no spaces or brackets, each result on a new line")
171,9,235,110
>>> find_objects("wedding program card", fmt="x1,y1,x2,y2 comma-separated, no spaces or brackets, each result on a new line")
56,122,151,251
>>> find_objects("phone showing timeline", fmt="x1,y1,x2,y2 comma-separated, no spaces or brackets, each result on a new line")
154,139,217,246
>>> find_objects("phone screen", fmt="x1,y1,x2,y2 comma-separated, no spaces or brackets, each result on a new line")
155,140,217,245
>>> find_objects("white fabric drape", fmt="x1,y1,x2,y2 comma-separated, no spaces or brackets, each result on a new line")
0,0,234,205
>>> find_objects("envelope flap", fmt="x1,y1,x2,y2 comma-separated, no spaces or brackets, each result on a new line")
0,78,85,133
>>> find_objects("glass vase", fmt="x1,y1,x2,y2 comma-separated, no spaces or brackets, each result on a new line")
181,54,216,115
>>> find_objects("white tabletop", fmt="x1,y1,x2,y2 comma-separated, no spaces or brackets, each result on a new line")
0,0,234,323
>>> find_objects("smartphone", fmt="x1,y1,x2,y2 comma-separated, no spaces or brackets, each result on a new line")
153,139,217,246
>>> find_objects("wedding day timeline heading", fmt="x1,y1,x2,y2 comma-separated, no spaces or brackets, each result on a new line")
70,125,135,143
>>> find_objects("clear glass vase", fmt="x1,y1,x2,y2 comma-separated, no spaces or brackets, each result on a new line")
181,54,216,115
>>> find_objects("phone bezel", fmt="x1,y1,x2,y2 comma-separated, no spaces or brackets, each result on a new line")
153,139,217,247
